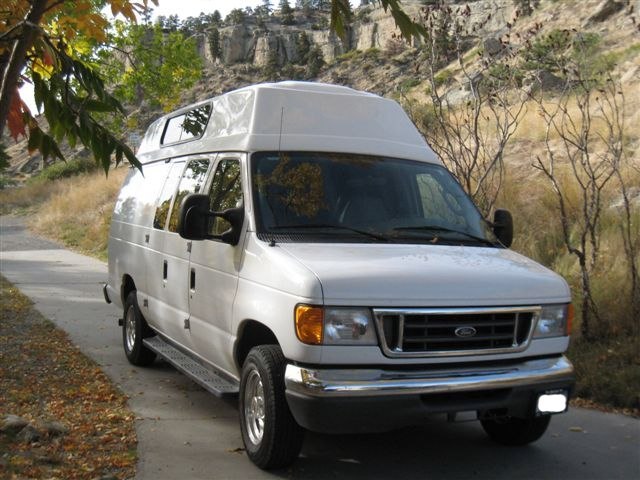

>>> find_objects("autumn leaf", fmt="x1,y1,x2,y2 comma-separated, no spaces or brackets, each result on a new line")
7,89,28,141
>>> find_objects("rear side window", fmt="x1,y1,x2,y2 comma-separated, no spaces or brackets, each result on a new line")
161,104,211,145
208,159,242,236
168,159,211,233
153,162,185,229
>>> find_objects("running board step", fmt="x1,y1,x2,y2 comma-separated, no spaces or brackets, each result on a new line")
143,336,239,397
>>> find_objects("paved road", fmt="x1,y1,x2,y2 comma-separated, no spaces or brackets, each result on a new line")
1,215,639,480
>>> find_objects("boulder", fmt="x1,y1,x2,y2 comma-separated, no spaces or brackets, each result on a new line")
523,70,565,94
17,424,41,444
40,421,68,437
483,37,504,57
584,0,624,24
0,415,29,435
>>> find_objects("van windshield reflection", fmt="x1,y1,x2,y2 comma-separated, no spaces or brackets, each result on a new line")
251,152,497,245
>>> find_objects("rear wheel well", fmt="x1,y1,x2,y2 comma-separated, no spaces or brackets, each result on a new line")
235,321,279,369
121,275,136,305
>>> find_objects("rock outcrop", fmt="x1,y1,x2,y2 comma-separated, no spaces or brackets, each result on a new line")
205,0,514,67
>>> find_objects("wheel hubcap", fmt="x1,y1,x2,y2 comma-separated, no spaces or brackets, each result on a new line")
244,369,265,445
125,306,136,352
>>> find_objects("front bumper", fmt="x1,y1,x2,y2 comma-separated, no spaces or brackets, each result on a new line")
284,356,574,433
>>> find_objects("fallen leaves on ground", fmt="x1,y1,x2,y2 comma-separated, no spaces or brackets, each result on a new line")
0,276,136,479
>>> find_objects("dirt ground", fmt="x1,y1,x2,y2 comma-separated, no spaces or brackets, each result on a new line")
0,276,136,480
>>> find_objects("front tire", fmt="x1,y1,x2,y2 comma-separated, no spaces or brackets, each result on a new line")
239,345,304,469
123,291,156,366
481,415,551,446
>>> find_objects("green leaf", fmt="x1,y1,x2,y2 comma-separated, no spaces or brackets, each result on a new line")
330,0,352,41
83,99,115,113
27,128,42,153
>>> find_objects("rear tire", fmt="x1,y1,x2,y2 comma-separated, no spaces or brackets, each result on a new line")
481,415,551,446
239,345,304,469
123,291,156,366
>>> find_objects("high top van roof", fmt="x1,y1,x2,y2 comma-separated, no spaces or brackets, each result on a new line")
137,81,439,164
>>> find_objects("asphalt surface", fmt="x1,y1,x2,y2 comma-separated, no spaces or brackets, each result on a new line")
1,215,639,480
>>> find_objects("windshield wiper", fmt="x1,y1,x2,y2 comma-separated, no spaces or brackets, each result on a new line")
392,225,498,247
270,224,389,241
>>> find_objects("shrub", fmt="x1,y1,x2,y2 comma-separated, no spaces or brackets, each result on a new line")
399,77,421,91
433,69,454,88
33,157,97,182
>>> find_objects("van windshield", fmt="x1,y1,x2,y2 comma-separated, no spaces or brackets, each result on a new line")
251,152,498,246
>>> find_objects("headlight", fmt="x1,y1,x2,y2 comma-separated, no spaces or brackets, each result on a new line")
533,304,573,338
324,308,377,345
294,305,378,345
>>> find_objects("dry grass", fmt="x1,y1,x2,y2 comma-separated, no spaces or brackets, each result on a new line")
27,168,128,260
500,164,640,337
0,179,66,214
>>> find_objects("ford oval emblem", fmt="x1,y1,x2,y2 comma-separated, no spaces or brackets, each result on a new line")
455,326,477,338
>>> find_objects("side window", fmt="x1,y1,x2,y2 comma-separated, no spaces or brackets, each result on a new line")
168,159,211,233
208,159,243,236
153,162,185,230
161,104,211,145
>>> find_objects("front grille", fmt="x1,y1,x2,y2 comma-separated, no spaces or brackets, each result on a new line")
373,307,538,357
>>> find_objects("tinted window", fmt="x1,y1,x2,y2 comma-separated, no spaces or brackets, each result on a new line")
161,104,211,145
153,162,185,230
168,159,211,233
251,152,495,245
208,159,242,236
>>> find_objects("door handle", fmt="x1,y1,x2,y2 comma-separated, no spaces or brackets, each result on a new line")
163,260,168,280
190,268,196,290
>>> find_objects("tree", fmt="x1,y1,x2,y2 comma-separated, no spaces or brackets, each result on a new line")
0,1,158,171
306,45,325,78
226,8,246,26
263,48,281,80
406,3,527,215
100,21,203,112
295,32,312,64
297,0,313,17
530,32,632,339
262,0,274,15
280,0,295,25
208,27,222,61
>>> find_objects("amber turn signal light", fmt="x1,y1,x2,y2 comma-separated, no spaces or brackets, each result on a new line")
295,305,323,345
567,304,574,335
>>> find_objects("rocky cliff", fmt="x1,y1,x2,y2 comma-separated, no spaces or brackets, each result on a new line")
199,0,514,67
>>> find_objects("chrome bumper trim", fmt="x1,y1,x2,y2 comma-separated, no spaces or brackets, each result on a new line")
284,356,574,398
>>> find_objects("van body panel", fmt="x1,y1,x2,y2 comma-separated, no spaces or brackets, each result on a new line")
278,243,571,306
137,82,438,165
315,337,570,366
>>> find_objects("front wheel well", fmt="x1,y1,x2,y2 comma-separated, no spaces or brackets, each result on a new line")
121,275,136,305
235,320,279,369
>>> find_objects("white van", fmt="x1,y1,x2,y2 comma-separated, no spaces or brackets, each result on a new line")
105,81,574,469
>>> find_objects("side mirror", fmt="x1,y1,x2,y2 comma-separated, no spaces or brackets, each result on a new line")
178,194,210,240
493,208,513,248
178,193,244,246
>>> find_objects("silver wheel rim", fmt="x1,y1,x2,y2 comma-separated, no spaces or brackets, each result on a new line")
244,369,265,445
125,306,136,353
